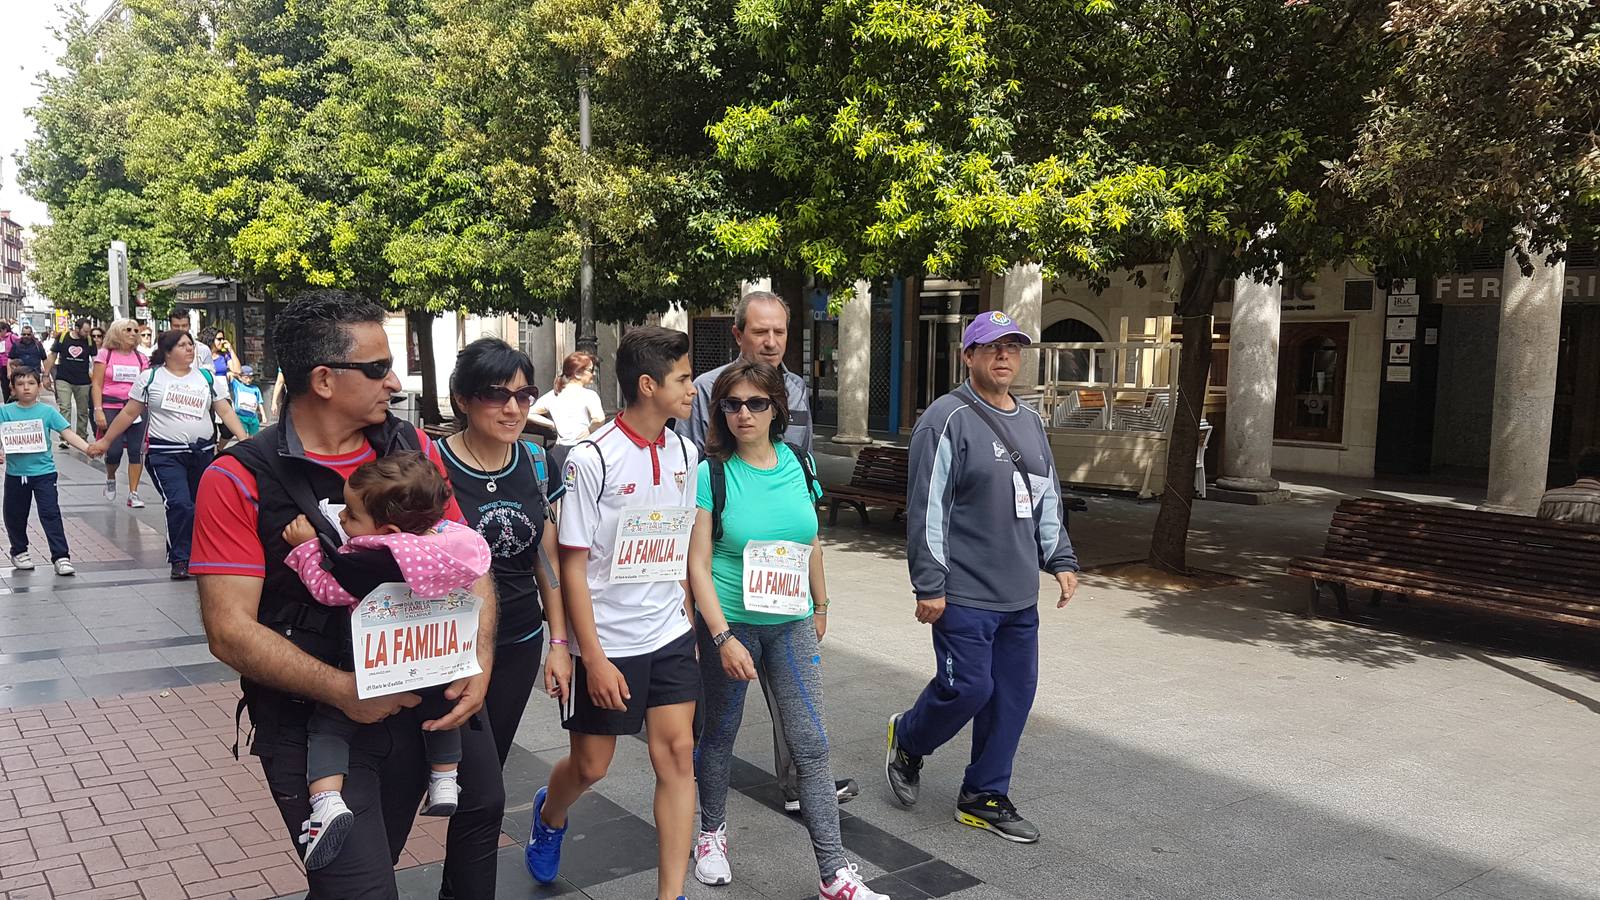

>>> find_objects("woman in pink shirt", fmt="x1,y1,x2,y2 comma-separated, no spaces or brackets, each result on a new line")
90,319,151,508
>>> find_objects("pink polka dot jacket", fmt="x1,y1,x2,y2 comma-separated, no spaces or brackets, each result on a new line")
285,519,492,608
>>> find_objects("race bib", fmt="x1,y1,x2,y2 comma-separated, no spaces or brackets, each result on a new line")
235,391,259,415
161,382,209,418
608,506,694,584
1013,471,1032,519
742,540,813,615
351,584,483,699
0,420,48,455
112,364,140,383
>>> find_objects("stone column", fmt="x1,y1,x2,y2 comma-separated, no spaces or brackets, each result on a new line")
1001,262,1044,390
1482,242,1565,515
597,322,621,413
522,316,558,391
1216,268,1289,501
833,280,872,446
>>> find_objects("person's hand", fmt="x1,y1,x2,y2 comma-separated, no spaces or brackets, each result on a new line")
337,681,422,725
94,410,106,432
585,656,631,711
281,514,317,547
545,644,572,702
1056,571,1079,608
424,671,490,731
86,440,107,458
719,637,757,681
814,612,828,643
915,597,946,624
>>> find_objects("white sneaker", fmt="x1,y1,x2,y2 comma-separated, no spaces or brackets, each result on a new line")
127,493,145,509
420,773,458,817
300,794,354,870
53,559,75,576
820,863,890,900
103,480,116,502
693,823,732,885
10,553,33,570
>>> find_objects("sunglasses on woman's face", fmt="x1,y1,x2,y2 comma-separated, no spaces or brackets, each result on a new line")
718,397,774,414
476,386,539,406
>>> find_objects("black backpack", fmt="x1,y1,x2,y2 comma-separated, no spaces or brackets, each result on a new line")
708,441,818,541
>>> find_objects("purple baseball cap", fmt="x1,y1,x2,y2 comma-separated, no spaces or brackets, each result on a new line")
962,310,1033,349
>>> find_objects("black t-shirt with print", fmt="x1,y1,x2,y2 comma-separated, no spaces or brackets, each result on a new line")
440,439,566,645
51,336,95,384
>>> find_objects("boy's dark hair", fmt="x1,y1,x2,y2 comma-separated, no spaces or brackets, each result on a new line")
616,326,689,405
271,289,387,398
704,360,789,462
8,365,38,387
449,338,537,421
345,451,453,535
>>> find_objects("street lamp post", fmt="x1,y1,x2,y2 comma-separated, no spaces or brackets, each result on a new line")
576,63,597,357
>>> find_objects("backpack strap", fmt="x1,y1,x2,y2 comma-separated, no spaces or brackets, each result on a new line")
520,440,551,522
785,441,819,502
710,457,728,542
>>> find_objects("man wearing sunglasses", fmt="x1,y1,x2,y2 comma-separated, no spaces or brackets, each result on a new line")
885,310,1079,845
191,290,505,897
676,290,859,815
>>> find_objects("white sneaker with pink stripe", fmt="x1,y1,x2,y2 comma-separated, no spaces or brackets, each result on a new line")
819,863,891,900
693,823,731,885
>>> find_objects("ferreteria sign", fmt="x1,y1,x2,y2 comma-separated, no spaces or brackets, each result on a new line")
1435,268,1600,303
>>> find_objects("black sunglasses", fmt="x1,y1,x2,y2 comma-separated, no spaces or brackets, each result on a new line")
718,397,774,414
476,386,539,406
320,359,393,379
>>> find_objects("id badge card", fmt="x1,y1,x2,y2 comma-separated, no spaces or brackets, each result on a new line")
609,506,695,584
1013,471,1032,518
742,540,813,614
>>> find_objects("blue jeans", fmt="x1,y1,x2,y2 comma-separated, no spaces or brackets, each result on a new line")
146,443,213,564
3,473,69,561
897,603,1040,796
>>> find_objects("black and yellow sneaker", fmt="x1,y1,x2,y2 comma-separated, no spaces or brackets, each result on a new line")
955,791,1040,843
885,713,923,806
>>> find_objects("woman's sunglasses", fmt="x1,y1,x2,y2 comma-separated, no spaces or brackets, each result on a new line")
718,397,774,414
476,386,539,406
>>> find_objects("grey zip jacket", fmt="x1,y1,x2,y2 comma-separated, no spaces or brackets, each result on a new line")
906,382,1079,611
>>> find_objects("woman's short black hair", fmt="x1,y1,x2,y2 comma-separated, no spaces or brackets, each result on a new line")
149,330,194,367
616,326,689,405
449,338,537,422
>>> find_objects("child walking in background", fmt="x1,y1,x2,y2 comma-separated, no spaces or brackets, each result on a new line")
231,366,264,435
280,452,491,870
0,367,96,575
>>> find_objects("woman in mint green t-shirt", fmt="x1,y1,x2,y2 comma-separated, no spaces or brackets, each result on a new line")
685,361,886,900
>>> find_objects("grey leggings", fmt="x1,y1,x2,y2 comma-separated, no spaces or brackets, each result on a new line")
696,617,846,879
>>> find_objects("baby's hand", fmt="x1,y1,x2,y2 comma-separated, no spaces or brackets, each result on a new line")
282,515,317,547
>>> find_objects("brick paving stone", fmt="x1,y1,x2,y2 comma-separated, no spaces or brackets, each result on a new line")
0,684,519,900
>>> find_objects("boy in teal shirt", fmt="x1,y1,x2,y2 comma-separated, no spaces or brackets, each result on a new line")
0,368,95,575
231,365,264,435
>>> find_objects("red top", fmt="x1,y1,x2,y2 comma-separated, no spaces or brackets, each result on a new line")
191,433,463,578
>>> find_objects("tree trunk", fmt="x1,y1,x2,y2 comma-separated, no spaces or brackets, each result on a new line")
410,309,443,426
770,266,808,375
1147,244,1226,574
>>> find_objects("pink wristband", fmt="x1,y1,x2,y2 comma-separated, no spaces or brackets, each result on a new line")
549,638,569,647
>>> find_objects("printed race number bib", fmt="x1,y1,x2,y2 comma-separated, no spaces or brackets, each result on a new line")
742,540,812,615
0,420,48,455
235,391,259,415
609,506,694,584
161,382,210,418
351,584,483,699
112,364,141,383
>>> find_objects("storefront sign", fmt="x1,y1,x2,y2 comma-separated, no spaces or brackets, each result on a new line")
1435,268,1600,303
1424,328,1439,345
1388,343,1412,363
174,286,219,305
1386,294,1420,316
1386,317,1417,340
1385,366,1412,383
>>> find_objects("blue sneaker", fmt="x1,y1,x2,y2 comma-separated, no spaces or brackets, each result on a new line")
525,785,567,883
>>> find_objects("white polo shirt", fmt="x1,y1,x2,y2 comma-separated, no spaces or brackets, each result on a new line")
558,416,698,658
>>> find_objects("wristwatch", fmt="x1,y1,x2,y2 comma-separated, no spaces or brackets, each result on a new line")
712,629,734,648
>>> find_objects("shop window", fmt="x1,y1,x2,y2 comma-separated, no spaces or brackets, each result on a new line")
1275,322,1349,443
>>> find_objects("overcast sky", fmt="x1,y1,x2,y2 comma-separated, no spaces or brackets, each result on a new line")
1,2,116,229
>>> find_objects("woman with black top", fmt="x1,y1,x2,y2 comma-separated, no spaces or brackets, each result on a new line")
439,338,570,764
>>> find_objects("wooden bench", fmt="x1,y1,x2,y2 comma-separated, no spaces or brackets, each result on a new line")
1288,498,1600,629
820,445,1088,526
822,446,911,525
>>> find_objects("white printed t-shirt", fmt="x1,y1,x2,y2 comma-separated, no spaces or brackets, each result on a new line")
129,367,229,446
558,416,698,658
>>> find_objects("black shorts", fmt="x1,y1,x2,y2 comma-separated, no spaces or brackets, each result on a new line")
565,629,699,735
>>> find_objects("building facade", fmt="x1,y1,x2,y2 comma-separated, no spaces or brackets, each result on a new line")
0,212,25,322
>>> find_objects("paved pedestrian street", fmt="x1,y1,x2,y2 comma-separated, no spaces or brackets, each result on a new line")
0,452,1596,899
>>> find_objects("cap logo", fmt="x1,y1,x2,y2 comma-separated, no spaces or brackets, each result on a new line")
989,312,1012,325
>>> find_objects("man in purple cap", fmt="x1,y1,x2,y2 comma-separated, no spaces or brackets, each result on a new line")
885,309,1079,843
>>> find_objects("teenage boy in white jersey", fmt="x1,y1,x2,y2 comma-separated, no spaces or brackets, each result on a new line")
527,326,700,900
